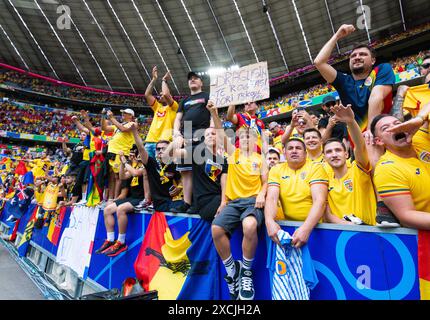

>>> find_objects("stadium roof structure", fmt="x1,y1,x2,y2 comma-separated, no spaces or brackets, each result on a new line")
0,0,429,95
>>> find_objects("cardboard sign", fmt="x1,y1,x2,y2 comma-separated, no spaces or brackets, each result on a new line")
209,62,270,107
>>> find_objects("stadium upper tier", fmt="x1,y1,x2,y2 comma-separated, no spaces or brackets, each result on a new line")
0,100,151,143
0,49,427,143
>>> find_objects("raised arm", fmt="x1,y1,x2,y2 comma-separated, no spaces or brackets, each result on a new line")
162,71,175,106
314,24,355,83
388,100,430,139
145,66,158,108
107,110,134,132
332,104,369,168
207,101,235,155
71,116,89,135
130,123,149,165
80,110,95,132
226,105,238,124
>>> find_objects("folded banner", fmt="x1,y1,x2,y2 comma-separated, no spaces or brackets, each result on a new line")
47,207,68,246
56,206,99,279
134,212,219,300
17,205,39,257
266,230,318,300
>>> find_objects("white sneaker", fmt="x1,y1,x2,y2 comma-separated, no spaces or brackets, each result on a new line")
74,199,87,207
6,215,17,222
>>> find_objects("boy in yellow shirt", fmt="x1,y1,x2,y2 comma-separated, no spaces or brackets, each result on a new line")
322,104,376,226
209,101,267,301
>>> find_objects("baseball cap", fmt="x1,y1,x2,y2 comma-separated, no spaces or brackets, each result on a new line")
322,95,336,106
267,147,280,157
120,108,135,117
187,71,203,81
269,121,279,130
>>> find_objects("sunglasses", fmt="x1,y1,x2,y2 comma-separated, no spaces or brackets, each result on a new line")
420,63,430,70
156,147,165,152
325,102,337,107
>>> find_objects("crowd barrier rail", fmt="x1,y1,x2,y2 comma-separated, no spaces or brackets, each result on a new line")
0,201,420,300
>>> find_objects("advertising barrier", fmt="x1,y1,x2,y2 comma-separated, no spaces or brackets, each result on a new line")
0,201,420,300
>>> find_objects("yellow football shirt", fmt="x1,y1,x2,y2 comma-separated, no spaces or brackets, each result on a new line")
107,123,135,156
273,135,284,154
325,161,376,225
308,152,324,163
268,160,328,221
145,100,179,143
374,128,430,213
225,149,263,201
403,84,430,117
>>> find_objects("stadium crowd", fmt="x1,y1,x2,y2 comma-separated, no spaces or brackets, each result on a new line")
1,23,430,301
259,50,428,113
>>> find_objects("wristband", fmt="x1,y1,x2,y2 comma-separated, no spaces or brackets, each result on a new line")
416,114,427,123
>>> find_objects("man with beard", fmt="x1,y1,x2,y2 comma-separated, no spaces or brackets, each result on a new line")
323,104,376,226
314,24,395,135
371,102,430,229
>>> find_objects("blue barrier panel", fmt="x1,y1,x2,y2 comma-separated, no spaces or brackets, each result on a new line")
0,202,420,300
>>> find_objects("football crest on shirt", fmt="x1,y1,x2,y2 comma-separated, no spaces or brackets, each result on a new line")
205,159,222,182
364,69,376,87
343,179,353,192
416,168,421,175
300,172,307,180
252,162,259,172
419,151,430,163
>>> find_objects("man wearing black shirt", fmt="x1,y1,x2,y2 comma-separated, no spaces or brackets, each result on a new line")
318,95,348,143
95,150,146,257
172,126,228,221
172,72,212,213
131,124,183,212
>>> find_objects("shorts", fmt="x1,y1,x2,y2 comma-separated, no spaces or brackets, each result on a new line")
197,195,221,222
107,152,121,174
212,197,264,236
76,160,90,186
114,197,142,208
155,200,184,212
176,139,202,172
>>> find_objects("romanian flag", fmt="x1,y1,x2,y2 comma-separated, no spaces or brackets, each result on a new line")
15,160,28,176
418,230,430,300
47,207,67,246
86,153,105,207
134,212,219,300
17,205,39,257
